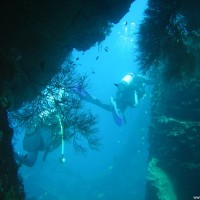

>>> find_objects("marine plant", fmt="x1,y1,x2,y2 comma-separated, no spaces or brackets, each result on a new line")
9,60,100,161
137,0,200,78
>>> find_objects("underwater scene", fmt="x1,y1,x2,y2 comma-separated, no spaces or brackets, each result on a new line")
11,1,149,200
1,0,200,200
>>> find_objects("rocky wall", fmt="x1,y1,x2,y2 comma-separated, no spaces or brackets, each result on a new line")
136,0,200,199
0,97,25,200
146,71,200,200
0,0,133,110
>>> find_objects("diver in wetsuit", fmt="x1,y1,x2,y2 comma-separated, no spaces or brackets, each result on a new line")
74,73,153,126
15,115,65,167
14,125,62,167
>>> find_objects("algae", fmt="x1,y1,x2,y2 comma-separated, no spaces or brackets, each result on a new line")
147,158,177,200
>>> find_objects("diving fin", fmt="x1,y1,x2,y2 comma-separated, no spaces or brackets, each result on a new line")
110,96,123,126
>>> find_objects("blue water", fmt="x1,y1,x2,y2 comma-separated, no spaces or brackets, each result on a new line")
15,0,150,199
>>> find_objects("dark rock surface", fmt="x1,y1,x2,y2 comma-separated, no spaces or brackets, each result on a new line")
147,72,200,200
0,0,133,109
137,0,200,199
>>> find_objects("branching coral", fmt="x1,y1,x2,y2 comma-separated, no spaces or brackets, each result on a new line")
9,60,100,158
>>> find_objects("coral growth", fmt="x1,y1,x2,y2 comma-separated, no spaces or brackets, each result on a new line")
147,158,177,200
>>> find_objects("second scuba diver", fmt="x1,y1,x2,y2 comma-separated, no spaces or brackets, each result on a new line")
74,72,153,126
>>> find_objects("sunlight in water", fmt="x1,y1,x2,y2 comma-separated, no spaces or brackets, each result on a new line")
13,0,149,200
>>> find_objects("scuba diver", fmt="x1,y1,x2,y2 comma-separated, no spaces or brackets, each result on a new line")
74,73,153,126
14,102,67,167
14,125,63,167
15,72,152,166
